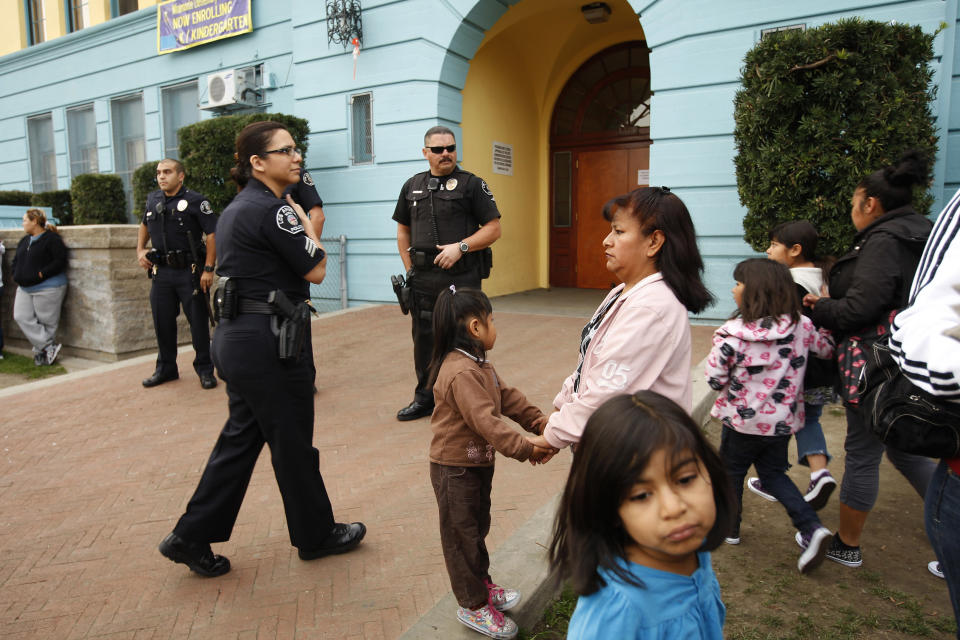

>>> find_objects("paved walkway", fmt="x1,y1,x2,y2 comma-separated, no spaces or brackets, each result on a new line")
0,302,715,640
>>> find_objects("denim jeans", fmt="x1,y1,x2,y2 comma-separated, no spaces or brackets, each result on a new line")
925,461,960,635
795,403,831,467
720,427,821,534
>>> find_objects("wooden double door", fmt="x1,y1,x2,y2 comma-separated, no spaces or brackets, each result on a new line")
549,143,650,289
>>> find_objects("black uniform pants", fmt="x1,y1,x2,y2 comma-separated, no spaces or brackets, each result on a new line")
173,314,335,549
150,265,213,376
409,267,481,405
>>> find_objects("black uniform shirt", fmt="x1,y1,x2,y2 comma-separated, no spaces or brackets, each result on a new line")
143,187,217,253
392,167,500,249
283,168,324,211
216,177,325,301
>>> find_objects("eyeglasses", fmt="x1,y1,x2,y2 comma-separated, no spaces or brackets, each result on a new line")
262,146,302,157
426,144,456,154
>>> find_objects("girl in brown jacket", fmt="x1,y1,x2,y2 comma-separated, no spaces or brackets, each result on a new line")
427,286,555,639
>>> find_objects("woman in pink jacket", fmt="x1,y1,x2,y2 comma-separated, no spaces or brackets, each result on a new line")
531,187,713,452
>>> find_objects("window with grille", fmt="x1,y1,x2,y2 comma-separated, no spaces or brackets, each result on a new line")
350,93,373,164
67,105,98,177
27,0,45,45
28,113,57,192
161,82,199,160
117,0,139,16
69,0,90,31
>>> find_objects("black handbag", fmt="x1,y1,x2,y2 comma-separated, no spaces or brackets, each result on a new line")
860,337,960,458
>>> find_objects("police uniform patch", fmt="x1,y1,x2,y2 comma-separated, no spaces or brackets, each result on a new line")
276,205,304,234
200,200,213,215
302,171,315,187
304,236,318,257
481,181,493,198
177,199,188,212
145,210,153,220
446,178,458,191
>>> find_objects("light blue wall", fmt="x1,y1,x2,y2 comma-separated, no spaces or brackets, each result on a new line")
632,0,955,318
0,0,955,318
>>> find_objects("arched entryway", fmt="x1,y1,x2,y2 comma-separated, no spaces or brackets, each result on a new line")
549,41,651,289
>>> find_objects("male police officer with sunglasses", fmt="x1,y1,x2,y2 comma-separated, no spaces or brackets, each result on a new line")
392,126,502,421
138,158,218,389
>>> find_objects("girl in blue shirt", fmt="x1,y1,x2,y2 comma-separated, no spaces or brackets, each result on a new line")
549,391,735,640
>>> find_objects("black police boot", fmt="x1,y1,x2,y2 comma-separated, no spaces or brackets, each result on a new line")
158,532,230,577
396,400,434,421
298,522,367,560
142,369,179,388
199,372,217,389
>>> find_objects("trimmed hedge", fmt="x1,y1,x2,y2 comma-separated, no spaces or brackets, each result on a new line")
71,174,127,224
0,190,33,206
32,190,73,226
133,161,160,221
178,113,310,213
733,18,938,257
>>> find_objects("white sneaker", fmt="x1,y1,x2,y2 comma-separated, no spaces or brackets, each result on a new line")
46,343,62,365
797,526,833,574
485,579,521,611
747,477,778,502
929,561,945,579
456,604,518,639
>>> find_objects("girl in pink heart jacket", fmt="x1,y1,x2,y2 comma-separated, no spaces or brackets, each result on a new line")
705,259,836,574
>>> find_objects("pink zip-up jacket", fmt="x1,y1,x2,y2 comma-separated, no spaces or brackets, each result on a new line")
543,273,692,449
705,314,834,436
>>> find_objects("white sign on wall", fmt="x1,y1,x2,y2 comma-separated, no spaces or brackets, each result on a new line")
637,169,650,186
492,141,513,176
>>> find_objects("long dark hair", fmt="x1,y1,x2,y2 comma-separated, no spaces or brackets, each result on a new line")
548,391,735,596
732,258,800,324
603,187,714,313
427,287,493,386
857,148,930,212
230,120,288,189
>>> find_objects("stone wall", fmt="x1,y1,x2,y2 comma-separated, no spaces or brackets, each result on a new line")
0,225,192,361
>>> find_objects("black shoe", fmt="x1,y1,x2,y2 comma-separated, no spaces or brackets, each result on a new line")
298,522,367,560
158,532,231,577
199,373,217,389
396,400,433,421
142,370,179,387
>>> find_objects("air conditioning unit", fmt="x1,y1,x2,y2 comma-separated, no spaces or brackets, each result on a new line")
206,70,238,107
204,67,261,109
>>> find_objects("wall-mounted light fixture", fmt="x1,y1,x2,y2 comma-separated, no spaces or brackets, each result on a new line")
326,0,363,47
580,2,611,24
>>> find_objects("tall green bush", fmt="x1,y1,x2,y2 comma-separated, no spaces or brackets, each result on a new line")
0,190,34,206
133,161,160,220
178,113,310,213
71,174,127,224
32,190,73,226
734,18,939,257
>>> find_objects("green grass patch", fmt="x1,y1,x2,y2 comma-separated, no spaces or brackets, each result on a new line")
0,350,67,379
520,584,577,640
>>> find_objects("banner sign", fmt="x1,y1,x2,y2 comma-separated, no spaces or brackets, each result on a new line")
157,0,252,55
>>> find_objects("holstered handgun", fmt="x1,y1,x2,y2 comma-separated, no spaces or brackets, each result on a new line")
268,289,315,363
391,273,412,315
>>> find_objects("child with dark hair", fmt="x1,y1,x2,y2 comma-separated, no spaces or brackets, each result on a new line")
746,221,838,509
705,258,835,573
549,391,735,640
427,286,555,640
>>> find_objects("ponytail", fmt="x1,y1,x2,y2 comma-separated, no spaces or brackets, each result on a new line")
427,286,493,386
857,148,930,212
24,208,59,234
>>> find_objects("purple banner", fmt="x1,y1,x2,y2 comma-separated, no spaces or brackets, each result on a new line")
157,0,252,55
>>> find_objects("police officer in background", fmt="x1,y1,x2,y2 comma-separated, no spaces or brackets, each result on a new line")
158,121,365,577
393,126,502,421
285,168,326,236
137,159,218,389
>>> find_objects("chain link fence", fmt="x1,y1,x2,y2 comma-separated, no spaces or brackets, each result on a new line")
309,235,348,313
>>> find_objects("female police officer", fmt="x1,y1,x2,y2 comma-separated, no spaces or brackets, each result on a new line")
158,121,366,576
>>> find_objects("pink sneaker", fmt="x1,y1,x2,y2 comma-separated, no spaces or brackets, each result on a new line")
456,603,518,639
485,578,521,611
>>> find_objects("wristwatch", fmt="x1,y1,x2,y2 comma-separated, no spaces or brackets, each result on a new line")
203,265,215,273
458,241,470,254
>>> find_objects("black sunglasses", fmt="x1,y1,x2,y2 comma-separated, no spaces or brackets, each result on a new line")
426,144,456,154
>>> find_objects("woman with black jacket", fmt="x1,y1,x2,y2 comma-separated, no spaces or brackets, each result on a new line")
12,208,68,366
803,151,934,571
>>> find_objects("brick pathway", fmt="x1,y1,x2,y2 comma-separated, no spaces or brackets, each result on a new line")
0,306,599,640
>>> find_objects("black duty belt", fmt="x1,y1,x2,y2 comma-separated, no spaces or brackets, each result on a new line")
238,299,276,315
409,249,474,275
